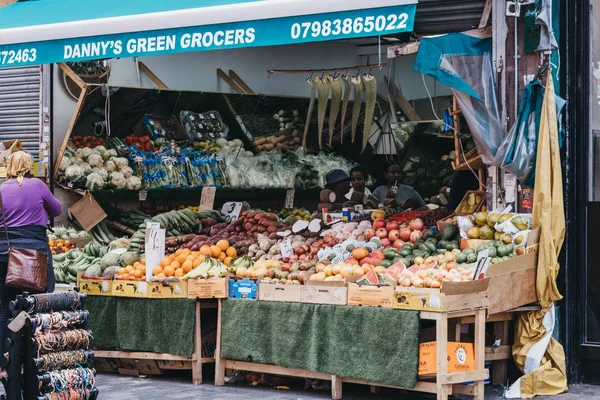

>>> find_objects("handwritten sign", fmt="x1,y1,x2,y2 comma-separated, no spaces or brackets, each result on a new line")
221,202,243,223
284,189,295,209
145,222,165,281
199,186,217,211
280,239,293,258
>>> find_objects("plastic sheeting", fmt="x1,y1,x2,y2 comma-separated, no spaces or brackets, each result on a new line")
413,33,565,186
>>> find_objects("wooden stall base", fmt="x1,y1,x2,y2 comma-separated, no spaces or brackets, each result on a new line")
95,300,217,385
214,300,489,400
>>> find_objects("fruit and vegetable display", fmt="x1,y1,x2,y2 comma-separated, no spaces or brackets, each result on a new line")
47,226,90,254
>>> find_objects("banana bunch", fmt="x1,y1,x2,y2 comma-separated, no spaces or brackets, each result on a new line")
182,257,228,280
53,248,99,284
228,256,252,274
83,241,109,258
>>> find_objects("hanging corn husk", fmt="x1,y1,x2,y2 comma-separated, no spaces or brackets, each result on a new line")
327,75,342,147
362,74,377,153
302,78,316,149
350,75,364,143
314,77,330,150
340,75,352,144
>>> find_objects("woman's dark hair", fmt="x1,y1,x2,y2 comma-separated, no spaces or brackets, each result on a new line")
350,166,368,181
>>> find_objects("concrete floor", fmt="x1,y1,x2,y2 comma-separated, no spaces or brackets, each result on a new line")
93,373,600,400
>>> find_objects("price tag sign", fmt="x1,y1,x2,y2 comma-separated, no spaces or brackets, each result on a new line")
138,190,148,201
199,186,217,211
354,204,364,213
280,239,293,258
221,202,243,223
284,189,295,209
145,222,165,281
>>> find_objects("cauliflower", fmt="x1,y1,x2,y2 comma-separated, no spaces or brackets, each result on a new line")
93,167,109,180
87,153,103,168
58,157,73,173
126,176,142,190
113,157,129,169
65,165,85,182
110,171,127,189
120,165,133,179
94,146,107,153
105,160,117,172
85,172,106,190
80,162,92,175
79,147,93,159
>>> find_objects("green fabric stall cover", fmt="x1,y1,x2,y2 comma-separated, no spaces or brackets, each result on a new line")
221,299,420,388
86,296,196,357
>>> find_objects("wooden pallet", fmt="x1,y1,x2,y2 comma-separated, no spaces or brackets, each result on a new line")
94,300,217,385
214,300,490,400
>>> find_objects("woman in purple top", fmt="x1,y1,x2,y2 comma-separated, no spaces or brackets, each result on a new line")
0,152,61,375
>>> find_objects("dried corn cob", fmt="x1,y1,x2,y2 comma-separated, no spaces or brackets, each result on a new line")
302,78,316,149
340,75,352,144
315,76,330,150
362,74,377,153
350,75,364,143
327,75,342,147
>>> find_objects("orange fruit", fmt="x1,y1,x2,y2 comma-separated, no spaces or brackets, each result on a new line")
175,249,184,256
193,256,205,267
170,260,181,270
218,252,226,262
176,254,187,264
186,255,196,262
182,260,193,273
119,268,126,274
153,266,163,276
217,240,230,251
133,270,143,279
174,268,184,278
226,247,237,257
140,258,146,265
163,266,175,277
210,245,222,258
180,248,191,255
156,273,166,279
125,265,134,273
223,257,232,266
200,245,212,256
160,257,171,268
121,274,130,280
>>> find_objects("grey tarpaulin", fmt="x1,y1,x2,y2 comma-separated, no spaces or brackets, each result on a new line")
536,0,558,52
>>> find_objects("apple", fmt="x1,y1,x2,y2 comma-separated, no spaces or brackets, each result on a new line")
370,257,383,267
381,238,391,248
400,227,412,241
386,221,399,231
376,228,388,239
388,229,400,241
393,239,405,250
373,219,386,230
371,250,385,259
346,258,360,265
364,228,376,240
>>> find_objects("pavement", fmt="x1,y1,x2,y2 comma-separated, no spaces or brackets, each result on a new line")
93,372,600,400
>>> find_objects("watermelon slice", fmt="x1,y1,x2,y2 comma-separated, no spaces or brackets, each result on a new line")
408,265,419,273
356,270,379,286
388,264,405,276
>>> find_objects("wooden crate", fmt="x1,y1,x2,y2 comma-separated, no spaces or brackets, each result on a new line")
258,283,304,303
302,281,348,305
347,284,394,308
187,278,228,299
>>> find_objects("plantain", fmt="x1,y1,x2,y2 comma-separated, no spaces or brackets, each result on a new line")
314,77,330,150
340,75,352,144
350,75,364,143
326,74,342,147
302,78,316,149
362,74,377,153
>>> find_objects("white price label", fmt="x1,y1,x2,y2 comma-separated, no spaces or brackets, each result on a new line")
221,202,243,223
280,239,293,258
354,204,364,213
284,189,295,209
199,186,216,211
138,190,148,201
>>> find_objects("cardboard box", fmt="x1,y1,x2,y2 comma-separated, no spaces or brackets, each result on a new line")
79,278,112,296
72,237,92,249
419,342,475,375
201,322,217,358
112,280,148,298
229,278,258,299
0,139,22,165
347,284,394,308
187,278,228,299
147,281,187,298
258,283,304,302
302,281,348,305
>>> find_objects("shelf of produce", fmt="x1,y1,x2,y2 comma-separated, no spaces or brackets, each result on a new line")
69,188,321,203
92,299,216,385
214,300,488,400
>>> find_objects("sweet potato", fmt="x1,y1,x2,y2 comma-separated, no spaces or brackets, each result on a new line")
264,213,278,221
